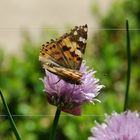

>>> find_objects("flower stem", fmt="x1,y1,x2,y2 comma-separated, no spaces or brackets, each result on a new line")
0,90,21,140
123,20,131,111
49,108,61,140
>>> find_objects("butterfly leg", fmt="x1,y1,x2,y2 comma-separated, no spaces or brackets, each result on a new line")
51,78,62,85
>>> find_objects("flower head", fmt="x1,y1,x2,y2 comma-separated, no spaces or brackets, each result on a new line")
88,111,140,140
42,61,103,115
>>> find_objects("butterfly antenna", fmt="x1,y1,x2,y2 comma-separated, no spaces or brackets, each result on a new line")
52,79,61,85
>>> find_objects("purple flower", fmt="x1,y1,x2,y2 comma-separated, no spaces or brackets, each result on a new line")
88,111,140,140
41,61,103,115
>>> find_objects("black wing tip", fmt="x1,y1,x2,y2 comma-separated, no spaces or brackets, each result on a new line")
83,24,88,27
73,24,88,29
41,24,88,45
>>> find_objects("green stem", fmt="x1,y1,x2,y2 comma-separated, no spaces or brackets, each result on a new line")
49,108,61,140
0,90,21,140
123,20,131,111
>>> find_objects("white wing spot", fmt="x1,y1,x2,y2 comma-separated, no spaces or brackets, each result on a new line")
82,38,86,43
84,27,88,32
77,27,80,30
79,37,83,42
75,49,82,57
74,31,78,35
79,37,86,43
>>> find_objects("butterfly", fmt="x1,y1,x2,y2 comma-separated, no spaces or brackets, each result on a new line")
39,24,88,85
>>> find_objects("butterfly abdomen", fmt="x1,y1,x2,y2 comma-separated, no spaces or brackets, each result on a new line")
43,64,82,85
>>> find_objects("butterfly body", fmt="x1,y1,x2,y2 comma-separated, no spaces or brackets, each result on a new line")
43,63,82,84
39,24,88,84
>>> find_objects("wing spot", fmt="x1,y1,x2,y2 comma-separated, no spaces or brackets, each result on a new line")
70,51,75,57
74,31,78,35
77,57,82,61
77,47,81,50
79,37,86,43
62,45,70,51
52,45,56,48
84,27,88,32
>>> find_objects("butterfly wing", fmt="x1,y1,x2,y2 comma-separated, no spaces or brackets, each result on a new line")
39,40,69,67
39,24,88,70
43,63,82,84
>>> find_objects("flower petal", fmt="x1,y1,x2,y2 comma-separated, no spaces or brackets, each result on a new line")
62,106,81,116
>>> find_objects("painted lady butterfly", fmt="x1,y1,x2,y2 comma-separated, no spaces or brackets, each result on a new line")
39,24,88,84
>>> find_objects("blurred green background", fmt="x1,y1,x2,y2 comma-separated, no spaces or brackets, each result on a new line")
0,0,140,139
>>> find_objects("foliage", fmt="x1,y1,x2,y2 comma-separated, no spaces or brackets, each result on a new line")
90,0,140,114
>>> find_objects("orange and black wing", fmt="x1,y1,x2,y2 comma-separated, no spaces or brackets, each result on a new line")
39,24,88,70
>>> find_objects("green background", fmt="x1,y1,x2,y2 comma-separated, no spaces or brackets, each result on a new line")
0,0,140,139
